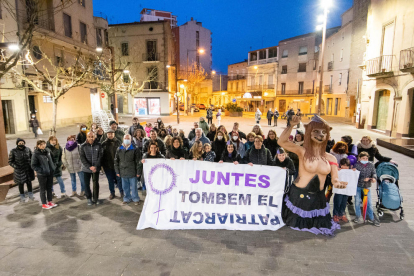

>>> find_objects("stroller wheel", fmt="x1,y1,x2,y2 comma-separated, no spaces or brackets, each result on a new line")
376,202,379,208
378,210,384,217
400,214,404,220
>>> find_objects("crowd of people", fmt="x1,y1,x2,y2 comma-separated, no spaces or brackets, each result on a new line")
8,114,394,229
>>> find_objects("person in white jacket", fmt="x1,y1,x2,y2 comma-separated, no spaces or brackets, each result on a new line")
255,108,262,125
216,109,222,126
62,135,85,197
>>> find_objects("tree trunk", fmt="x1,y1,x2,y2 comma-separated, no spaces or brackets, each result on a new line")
50,98,58,136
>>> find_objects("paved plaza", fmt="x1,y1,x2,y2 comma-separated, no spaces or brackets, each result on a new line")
1,114,414,276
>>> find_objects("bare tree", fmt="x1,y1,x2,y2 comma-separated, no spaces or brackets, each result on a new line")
184,61,207,95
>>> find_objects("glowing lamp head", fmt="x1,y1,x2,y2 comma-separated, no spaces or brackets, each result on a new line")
123,69,130,74
8,44,20,52
212,70,216,75
180,84,185,88
96,47,103,52
198,49,205,54
254,66,258,70
321,0,332,8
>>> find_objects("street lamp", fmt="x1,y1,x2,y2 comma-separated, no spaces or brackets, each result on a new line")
316,0,330,116
166,64,181,124
186,48,204,78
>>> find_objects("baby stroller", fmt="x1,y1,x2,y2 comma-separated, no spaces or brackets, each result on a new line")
375,162,404,220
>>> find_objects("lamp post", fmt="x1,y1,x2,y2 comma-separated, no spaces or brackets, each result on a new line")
316,0,331,116
186,48,204,79
166,64,184,124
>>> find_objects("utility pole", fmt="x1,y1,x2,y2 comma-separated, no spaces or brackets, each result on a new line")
318,4,328,116
110,46,118,123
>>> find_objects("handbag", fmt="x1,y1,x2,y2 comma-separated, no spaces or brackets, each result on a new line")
37,128,43,135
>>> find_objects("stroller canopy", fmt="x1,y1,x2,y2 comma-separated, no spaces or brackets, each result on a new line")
376,162,399,181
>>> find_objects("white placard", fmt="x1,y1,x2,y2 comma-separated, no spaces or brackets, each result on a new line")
137,159,286,231
333,169,360,196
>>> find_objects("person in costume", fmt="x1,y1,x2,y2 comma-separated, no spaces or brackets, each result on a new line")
279,115,347,236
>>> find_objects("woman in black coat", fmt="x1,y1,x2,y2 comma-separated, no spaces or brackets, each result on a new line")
8,138,35,202
357,136,394,164
166,137,188,160
47,136,67,197
212,130,227,162
29,113,39,138
178,130,190,152
219,143,241,164
76,124,88,145
273,148,296,176
206,123,217,142
263,130,280,157
31,140,58,209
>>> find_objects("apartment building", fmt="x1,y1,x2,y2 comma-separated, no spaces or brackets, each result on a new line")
108,20,174,116
318,8,355,118
140,8,177,28
227,60,248,108
1,0,108,133
246,46,278,112
359,0,414,137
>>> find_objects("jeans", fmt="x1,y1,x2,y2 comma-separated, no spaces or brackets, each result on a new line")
333,194,348,216
268,118,272,125
18,182,32,195
104,168,123,195
70,172,85,192
52,176,66,193
37,175,53,204
355,186,374,220
122,177,140,202
84,171,100,202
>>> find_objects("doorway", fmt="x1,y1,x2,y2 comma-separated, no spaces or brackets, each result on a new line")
28,95,36,115
334,98,340,115
327,98,333,115
2,100,15,134
117,94,124,114
408,88,414,137
376,90,390,130
279,100,286,113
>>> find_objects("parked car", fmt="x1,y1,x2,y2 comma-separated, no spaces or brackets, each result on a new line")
179,104,184,111
198,104,206,110
190,104,200,112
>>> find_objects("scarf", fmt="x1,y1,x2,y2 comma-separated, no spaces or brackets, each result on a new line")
170,146,186,158
358,141,374,149
65,141,78,151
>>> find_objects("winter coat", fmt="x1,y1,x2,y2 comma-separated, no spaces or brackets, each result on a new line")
203,151,216,162
273,157,296,175
330,150,348,164
244,141,254,152
46,142,63,177
263,138,280,157
206,109,213,119
188,129,196,141
216,111,222,119
226,140,246,158
166,147,188,159
80,139,103,173
114,144,142,178
355,161,377,188
137,152,165,176
76,132,87,145
132,137,147,151
255,111,262,121
29,118,39,128
190,133,211,147
220,151,241,163
62,145,82,173
9,146,34,184
128,124,144,137
273,111,279,119
31,148,55,176
180,136,190,152
357,141,391,163
100,129,125,144
199,119,210,135
101,138,121,170
287,150,299,172
207,130,217,142
326,139,335,153
266,111,273,120
142,138,166,156
144,127,151,137
212,139,227,162
244,145,273,165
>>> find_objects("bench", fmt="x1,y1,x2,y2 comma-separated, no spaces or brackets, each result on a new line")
0,165,14,202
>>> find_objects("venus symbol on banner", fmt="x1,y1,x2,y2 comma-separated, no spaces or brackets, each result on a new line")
147,163,178,225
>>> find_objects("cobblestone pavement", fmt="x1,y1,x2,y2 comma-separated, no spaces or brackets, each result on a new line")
2,114,414,276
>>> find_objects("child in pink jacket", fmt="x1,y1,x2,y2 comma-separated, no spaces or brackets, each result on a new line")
144,123,152,137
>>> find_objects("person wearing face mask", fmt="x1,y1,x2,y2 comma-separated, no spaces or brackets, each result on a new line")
101,129,123,200
244,132,256,152
199,117,210,135
226,131,245,158
128,117,144,137
263,130,280,157
353,151,380,226
219,143,241,164
100,121,125,143
76,124,88,145
114,134,142,205
330,141,348,164
9,138,35,203
31,140,57,209
207,123,217,142
266,108,273,126
29,113,40,138
156,117,165,129
62,135,85,197
47,136,67,198
228,122,246,141
212,130,227,162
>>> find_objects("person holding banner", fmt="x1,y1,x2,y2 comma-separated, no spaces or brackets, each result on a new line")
279,115,347,236
114,134,142,206
138,141,165,178
244,136,273,166
143,130,166,156
333,158,356,223
189,141,204,161
166,137,188,160
219,143,241,164
212,130,227,162
202,143,216,162
273,148,296,178
189,128,210,147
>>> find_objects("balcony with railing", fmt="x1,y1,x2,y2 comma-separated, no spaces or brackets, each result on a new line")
366,55,394,78
248,84,275,90
142,53,160,62
328,61,334,71
229,75,246,80
324,85,332,93
400,47,414,73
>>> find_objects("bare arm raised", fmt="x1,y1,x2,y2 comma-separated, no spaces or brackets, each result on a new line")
326,153,347,189
278,115,304,155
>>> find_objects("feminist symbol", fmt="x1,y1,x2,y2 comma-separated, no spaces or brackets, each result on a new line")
147,163,178,225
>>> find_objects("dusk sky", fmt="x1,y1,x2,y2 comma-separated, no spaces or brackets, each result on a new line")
94,0,354,74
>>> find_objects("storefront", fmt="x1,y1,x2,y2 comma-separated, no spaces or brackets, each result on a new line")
134,97,161,115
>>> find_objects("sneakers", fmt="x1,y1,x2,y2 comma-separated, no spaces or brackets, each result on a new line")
61,193,67,198
333,215,339,222
79,191,85,197
28,192,35,201
367,217,381,227
19,194,26,204
347,197,353,205
48,202,58,208
134,201,141,206
353,217,363,224
42,204,52,210
122,201,129,205
96,200,101,205
87,199,93,206
142,190,147,196
109,194,115,200
339,215,349,223
70,191,78,197
120,192,124,199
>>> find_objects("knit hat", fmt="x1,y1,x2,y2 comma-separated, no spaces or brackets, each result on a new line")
109,120,118,126
107,129,115,133
16,138,25,145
